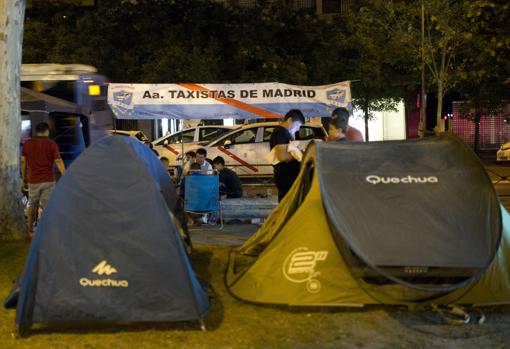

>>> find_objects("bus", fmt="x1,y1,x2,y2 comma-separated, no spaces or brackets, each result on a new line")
20,63,113,165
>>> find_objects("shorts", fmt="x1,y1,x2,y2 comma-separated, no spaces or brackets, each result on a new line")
28,182,56,208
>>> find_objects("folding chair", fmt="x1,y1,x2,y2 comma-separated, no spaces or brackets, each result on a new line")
184,174,223,229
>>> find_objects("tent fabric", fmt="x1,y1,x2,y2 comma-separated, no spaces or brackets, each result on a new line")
226,135,510,306
16,136,208,325
317,136,501,269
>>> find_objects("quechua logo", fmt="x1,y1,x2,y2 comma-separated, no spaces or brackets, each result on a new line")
80,260,129,288
366,175,439,185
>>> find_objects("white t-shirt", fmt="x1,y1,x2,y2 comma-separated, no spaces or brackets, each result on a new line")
200,161,213,174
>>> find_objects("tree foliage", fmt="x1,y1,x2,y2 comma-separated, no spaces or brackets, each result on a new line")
22,0,510,129
350,0,510,131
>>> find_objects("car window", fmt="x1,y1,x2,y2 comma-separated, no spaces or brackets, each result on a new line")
199,127,230,142
156,133,178,145
158,129,195,145
217,128,257,146
263,127,275,142
231,129,257,144
264,126,323,141
135,132,149,143
295,127,323,140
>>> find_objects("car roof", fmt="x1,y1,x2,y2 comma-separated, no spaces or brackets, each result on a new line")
234,121,322,128
152,125,237,144
108,130,143,136
197,125,237,129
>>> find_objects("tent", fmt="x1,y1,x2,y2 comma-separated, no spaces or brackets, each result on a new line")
15,135,208,328
226,134,510,306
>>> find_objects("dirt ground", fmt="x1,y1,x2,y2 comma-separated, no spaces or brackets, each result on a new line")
1,229,510,349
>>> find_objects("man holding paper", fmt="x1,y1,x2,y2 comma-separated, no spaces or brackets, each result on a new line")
269,109,305,201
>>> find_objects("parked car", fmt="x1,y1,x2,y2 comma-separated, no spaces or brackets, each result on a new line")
108,130,150,143
153,125,236,162
183,122,327,177
497,141,510,161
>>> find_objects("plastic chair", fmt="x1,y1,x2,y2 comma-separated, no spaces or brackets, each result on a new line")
184,174,223,229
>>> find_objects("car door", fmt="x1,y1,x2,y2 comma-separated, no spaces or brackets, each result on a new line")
259,126,277,177
212,127,260,176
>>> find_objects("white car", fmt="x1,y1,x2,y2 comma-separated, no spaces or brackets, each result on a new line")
497,142,510,161
185,122,327,177
153,125,236,162
108,130,150,143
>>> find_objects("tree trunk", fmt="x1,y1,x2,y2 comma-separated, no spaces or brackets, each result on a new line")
364,101,369,142
0,0,27,240
435,79,445,133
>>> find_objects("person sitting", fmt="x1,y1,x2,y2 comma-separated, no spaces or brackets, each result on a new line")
212,156,243,198
184,162,212,225
182,151,196,177
196,148,213,174
160,157,171,175
179,162,202,204
327,108,350,143
188,162,202,174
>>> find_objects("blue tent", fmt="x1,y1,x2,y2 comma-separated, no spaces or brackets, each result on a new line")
16,135,209,327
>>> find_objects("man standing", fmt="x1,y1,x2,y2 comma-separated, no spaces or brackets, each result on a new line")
346,124,364,142
196,148,213,174
21,122,65,236
212,156,243,198
270,109,305,201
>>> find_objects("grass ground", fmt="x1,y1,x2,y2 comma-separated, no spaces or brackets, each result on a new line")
1,240,510,349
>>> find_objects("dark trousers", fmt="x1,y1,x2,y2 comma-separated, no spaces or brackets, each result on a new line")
274,161,300,202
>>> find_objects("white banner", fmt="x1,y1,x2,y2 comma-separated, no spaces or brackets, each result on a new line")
108,81,351,119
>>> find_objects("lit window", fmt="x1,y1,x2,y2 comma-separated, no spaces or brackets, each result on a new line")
88,84,101,96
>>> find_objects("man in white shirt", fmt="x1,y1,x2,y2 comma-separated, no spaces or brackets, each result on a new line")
196,148,213,174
